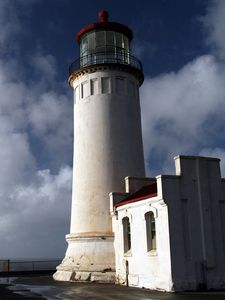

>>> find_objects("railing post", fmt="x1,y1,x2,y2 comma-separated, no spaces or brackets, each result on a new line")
3,259,10,272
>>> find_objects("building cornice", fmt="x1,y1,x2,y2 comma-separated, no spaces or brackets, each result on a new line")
68,63,144,87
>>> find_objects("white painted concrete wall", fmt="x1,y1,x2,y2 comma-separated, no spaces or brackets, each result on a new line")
112,156,225,291
166,156,225,291
70,70,145,236
55,68,145,281
111,179,173,291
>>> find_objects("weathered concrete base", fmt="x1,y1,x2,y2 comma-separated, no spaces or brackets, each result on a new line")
53,270,115,283
54,234,115,283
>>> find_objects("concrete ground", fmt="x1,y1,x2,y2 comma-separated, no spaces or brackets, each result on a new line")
1,275,225,299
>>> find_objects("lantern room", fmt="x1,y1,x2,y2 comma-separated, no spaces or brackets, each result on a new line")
69,10,143,84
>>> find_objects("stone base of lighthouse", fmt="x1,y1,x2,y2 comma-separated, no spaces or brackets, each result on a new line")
53,233,115,282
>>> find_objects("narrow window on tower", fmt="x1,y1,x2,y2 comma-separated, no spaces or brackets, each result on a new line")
116,77,124,94
74,86,79,103
81,81,88,98
122,217,131,253
90,78,98,95
101,77,110,94
145,212,157,252
128,80,135,96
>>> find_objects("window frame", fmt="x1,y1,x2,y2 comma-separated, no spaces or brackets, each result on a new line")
145,211,157,253
122,216,131,254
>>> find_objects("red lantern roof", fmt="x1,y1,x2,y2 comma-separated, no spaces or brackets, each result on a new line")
76,10,133,44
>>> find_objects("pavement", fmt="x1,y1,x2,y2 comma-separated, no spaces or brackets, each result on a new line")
1,275,225,299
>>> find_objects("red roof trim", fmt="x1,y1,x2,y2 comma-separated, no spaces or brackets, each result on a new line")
115,192,157,207
114,182,158,208
76,22,133,43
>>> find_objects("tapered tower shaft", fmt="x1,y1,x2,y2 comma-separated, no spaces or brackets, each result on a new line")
54,10,145,282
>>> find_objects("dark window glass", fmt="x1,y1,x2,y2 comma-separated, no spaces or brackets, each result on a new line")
122,217,131,253
145,212,157,251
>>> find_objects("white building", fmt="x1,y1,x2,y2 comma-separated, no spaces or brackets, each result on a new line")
54,11,225,292
110,155,225,291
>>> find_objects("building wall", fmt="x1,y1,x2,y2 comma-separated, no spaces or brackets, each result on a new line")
164,156,225,291
112,156,225,292
112,196,173,291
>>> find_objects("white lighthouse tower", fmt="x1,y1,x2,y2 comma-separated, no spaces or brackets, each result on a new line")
54,10,145,282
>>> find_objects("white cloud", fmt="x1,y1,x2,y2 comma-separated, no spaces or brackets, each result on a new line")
31,54,57,81
0,0,21,50
132,40,158,60
28,91,70,134
0,57,72,257
141,54,225,175
202,0,225,58
0,166,72,258
0,132,35,189
0,0,72,259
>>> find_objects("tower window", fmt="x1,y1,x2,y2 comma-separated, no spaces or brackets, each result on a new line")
128,80,135,96
145,212,156,252
90,78,98,95
81,81,88,98
122,217,131,253
116,77,124,94
74,86,79,102
101,77,110,94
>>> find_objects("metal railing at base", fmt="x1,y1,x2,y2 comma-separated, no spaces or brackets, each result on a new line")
0,259,61,273
69,46,143,75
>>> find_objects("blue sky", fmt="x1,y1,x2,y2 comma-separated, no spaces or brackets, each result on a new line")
1,0,225,259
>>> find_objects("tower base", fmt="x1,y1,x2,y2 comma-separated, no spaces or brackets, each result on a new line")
53,234,115,283
53,270,115,283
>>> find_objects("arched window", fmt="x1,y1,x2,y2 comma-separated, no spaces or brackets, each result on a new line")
122,217,131,253
145,212,156,252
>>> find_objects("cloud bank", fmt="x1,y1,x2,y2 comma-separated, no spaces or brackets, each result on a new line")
141,0,225,176
0,0,73,258
202,0,225,59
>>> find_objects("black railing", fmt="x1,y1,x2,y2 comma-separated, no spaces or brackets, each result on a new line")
0,259,61,273
69,47,143,75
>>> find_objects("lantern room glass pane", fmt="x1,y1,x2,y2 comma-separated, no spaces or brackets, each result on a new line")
80,36,88,55
79,30,132,68
80,30,130,55
96,31,105,48
106,31,115,46
115,32,123,48
88,31,96,50
123,36,129,52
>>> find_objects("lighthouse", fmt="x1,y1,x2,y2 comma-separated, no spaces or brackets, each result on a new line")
54,10,145,282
